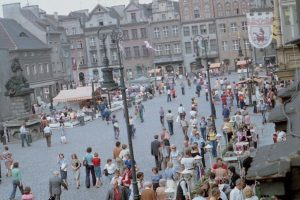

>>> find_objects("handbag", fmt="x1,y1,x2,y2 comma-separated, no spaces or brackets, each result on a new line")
103,169,109,176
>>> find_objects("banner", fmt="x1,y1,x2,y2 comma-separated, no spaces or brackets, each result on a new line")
247,12,273,49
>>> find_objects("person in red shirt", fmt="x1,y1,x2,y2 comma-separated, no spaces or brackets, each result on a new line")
92,153,102,187
211,158,229,184
212,158,228,171
121,167,132,189
221,93,227,106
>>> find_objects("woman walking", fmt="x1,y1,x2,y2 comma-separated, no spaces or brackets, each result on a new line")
57,153,68,187
71,154,81,189
9,162,23,200
92,152,102,187
2,145,13,177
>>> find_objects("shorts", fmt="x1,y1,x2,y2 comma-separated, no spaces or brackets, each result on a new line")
60,170,67,180
94,166,101,178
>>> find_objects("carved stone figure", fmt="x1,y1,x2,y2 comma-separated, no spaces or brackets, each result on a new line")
5,58,32,96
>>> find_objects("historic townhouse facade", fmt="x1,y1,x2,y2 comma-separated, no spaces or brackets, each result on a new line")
58,10,89,85
120,1,153,80
179,0,219,73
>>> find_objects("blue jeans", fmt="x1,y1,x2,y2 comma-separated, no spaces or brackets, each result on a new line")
200,128,206,140
210,140,217,157
139,111,144,122
20,134,30,147
167,121,174,135
10,180,23,199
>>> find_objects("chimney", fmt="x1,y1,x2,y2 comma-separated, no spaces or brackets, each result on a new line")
54,12,58,20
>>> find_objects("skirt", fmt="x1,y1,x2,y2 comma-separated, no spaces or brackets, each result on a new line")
73,170,80,180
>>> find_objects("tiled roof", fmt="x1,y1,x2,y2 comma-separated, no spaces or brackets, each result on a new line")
0,18,49,50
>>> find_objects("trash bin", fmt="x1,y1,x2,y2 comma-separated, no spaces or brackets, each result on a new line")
27,134,32,143
78,116,85,126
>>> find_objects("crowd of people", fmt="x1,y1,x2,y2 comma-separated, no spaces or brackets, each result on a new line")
0,70,287,200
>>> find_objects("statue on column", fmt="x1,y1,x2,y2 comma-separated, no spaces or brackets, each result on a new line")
5,58,32,96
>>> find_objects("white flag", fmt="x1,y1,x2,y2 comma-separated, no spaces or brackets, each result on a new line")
144,41,159,51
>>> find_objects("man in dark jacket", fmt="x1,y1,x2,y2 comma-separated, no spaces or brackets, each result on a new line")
151,135,161,170
49,171,68,200
106,180,128,200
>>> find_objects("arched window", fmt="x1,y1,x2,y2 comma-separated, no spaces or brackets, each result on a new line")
233,1,239,15
225,2,231,16
241,0,248,14
217,3,223,17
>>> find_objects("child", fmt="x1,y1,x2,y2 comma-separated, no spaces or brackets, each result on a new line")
93,152,102,187
60,123,67,144
22,186,35,200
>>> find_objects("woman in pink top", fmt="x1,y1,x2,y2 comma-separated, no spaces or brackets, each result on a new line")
22,186,35,200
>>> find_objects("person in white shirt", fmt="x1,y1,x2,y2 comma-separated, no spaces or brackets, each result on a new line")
104,159,116,180
230,178,245,200
43,125,52,147
178,104,185,120
19,124,30,147
277,131,286,142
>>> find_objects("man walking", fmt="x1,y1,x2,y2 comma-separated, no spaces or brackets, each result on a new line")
83,147,96,188
259,100,267,124
165,110,174,135
106,180,128,200
43,124,52,147
151,135,161,170
178,104,185,120
167,89,172,102
112,115,120,140
49,170,68,200
180,81,185,95
138,102,145,123
19,123,30,147
159,107,165,127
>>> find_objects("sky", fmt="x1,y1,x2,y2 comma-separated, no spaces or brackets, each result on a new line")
0,0,152,17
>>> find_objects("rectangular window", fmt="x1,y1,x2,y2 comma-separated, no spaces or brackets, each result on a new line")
194,8,200,18
165,44,171,55
230,23,237,32
155,45,162,56
142,45,148,56
25,65,30,75
162,14,166,20
123,30,129,40
192,26,199,35
72,27,76,35
125,47,131,58
77,41,83,49
209,24,216,34
46,64,49,73
131,13,137,22
111,50,117,61
210,39,217,51
242,21,248,31
154,27,160,38
222,41,228,51
133,46,140,57
219,24,226,33
98,20,104,26
92,54,98,63
140,28,147,39
89,37,96,46
183,26,190,36
244,39,251,49
39,64,44,73
131,29,138,39
174,43,181,54
163,26,169,37
172,25,178,37
33,64,37,74
185,42,192,54
232,39,239,50
200,25,207,34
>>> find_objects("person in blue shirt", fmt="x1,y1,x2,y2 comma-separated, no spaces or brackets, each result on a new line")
83,147,96,188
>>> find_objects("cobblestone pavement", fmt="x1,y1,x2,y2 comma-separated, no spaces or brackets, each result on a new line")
0,73,274,200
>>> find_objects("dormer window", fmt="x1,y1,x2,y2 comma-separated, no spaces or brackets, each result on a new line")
19,32,28,37
131,13,137,22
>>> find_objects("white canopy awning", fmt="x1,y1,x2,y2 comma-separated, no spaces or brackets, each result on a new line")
53,86,92,103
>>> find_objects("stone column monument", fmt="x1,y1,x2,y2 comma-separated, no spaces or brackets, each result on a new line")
5,58,34,118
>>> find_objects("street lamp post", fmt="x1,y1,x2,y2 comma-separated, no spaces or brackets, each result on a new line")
193,35,216,128
238,38,253,106
98,27,139,200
